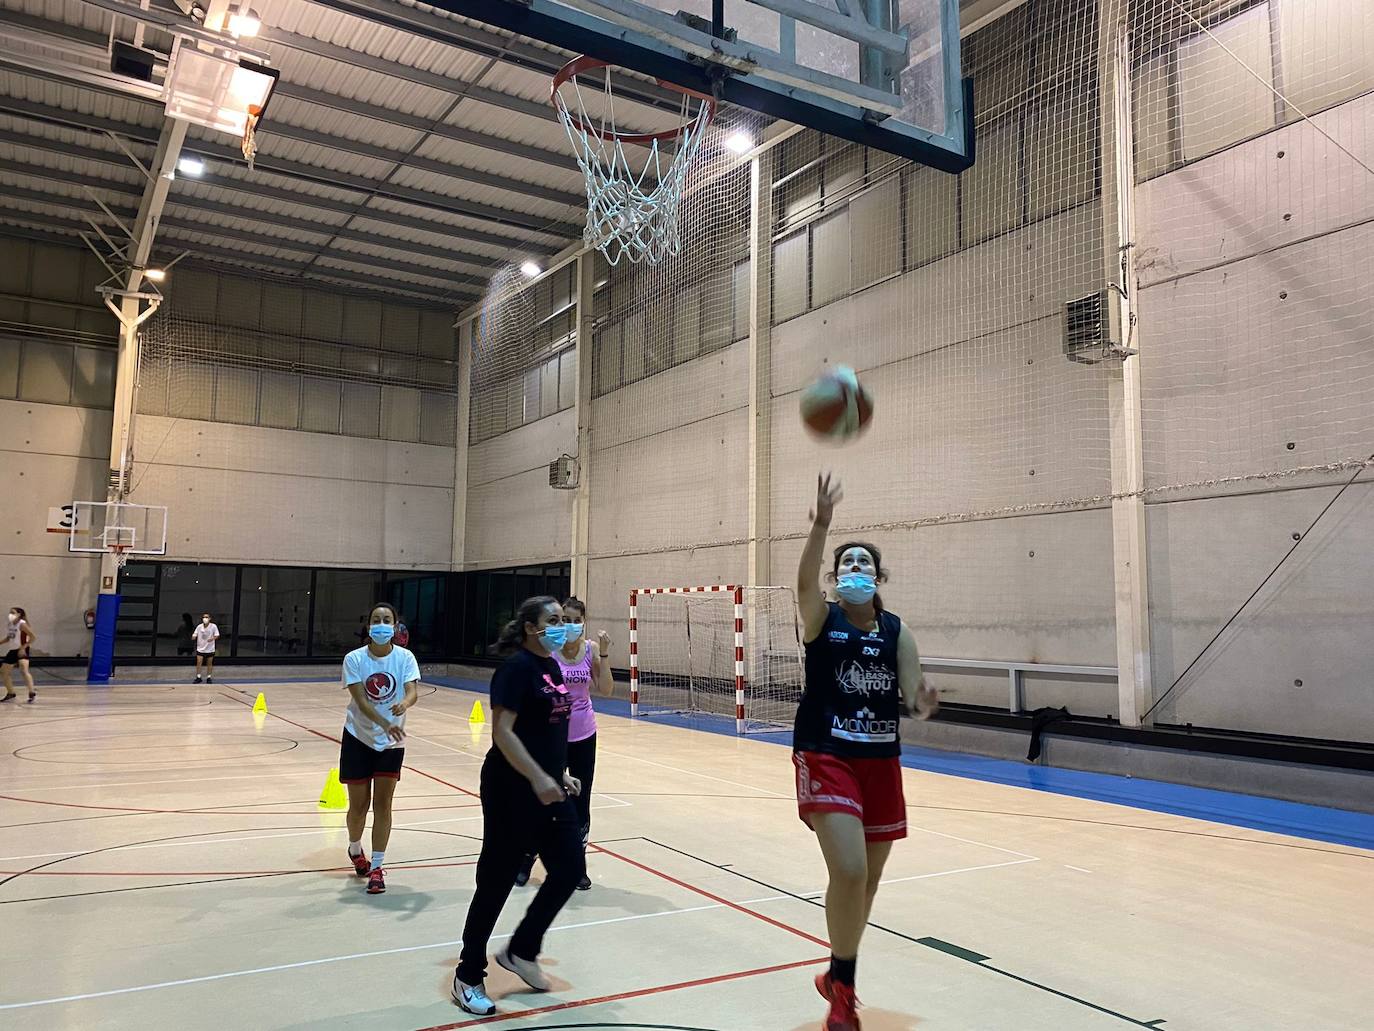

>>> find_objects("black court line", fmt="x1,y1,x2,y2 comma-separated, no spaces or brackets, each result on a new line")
641,837,1170,1029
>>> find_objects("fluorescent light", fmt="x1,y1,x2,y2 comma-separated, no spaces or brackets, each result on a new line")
144,268,167,282
177,156,205,176
228,8,262,37
724,131,754,155
520,261,541,277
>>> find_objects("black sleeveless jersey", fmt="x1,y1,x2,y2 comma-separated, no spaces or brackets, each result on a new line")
794,603,904,759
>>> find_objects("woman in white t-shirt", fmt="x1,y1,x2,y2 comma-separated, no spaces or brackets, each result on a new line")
2,607,38,703
340,602,420,896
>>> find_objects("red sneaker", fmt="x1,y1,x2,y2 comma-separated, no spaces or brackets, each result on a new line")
815,973,861,1031
366,868,385,894
349,849,369,877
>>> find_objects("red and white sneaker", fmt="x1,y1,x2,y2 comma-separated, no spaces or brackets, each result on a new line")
366,868,386,894
348,849,369,877
815,973,861,1031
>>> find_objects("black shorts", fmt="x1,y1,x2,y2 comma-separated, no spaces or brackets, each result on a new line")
3,649,26,665
339,729,405,783
196,650,216,659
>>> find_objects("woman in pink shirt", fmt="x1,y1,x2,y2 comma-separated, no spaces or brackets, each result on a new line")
515,597,613,891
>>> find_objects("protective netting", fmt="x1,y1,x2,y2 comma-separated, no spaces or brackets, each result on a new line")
467,0,1374,743
131,267,460,569
632,586,804,732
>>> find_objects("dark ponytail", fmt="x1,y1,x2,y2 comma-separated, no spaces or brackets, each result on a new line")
496,595,559,655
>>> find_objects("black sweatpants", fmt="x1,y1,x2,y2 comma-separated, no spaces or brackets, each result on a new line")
456,763,586,984
522,733,596,866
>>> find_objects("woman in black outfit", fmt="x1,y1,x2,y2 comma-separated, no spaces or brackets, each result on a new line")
452,596,586,1016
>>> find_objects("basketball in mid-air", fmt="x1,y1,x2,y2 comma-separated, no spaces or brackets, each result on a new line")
799,365,873,442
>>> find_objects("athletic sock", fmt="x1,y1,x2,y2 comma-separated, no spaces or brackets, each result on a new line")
370,851,385,871
348,841,363,857
830,955,857,987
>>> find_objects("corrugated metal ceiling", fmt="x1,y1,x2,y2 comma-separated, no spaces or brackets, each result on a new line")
0,0,726,308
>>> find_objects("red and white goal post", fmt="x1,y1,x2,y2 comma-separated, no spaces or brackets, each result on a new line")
628,585,804,734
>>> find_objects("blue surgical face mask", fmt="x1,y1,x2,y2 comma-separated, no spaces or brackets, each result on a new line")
369,623,395,645
538,623,570,651
564,623,584,641
835,572,878,604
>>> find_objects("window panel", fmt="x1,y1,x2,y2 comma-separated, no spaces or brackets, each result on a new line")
772,230,809,323
1178,3,1274,161
850,179,902,290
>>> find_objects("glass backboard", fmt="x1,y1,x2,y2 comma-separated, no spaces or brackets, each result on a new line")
428,0,972,171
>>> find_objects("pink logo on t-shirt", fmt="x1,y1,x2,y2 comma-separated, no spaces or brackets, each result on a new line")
543,673,567,694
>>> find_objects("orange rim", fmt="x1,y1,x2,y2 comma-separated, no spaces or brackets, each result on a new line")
551,55,716,145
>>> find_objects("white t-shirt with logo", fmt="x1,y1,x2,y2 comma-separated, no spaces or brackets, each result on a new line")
343,645,420,752
193,623,219,654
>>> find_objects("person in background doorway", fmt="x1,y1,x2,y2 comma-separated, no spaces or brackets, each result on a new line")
794,473,939,1031
177,612,195,656
2,607,38,703
515,597,613,892
193,613,220,683
340,602,420,896
451,596,584,1017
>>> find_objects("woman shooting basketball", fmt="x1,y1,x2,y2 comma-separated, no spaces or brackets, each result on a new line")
794,473,938,1031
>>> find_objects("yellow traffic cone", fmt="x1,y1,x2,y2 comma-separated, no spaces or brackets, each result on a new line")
319,767,347,810
469,700,485,725
252,692,268,715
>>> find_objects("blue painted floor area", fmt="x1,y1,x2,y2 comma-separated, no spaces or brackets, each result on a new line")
428,675,1374,852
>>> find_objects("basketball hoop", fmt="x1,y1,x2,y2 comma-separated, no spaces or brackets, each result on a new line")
241,103,262,171
109,544,130,569
552,56,716,265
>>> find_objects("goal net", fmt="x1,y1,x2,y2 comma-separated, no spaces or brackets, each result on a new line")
630,586,804,733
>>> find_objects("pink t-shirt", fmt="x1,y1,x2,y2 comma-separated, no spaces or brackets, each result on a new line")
556,640,597,743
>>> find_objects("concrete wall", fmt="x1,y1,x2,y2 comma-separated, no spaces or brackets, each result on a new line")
0,398,110,656
1,242,460,655
464,408,575,570
1136,93,1374,740
129,415,455,569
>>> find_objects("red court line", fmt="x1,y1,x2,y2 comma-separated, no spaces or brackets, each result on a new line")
217,691,480,798
417,955,826,1030
593,844,831,949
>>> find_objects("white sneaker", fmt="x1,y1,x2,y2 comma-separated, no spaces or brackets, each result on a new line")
451,975,495,1015
496,948,550,991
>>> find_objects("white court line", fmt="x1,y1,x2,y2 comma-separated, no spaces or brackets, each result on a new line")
1065,865,1093,874
877,857,1038,886
0,890,796,1011
598,748,791,798
912,826,1040,861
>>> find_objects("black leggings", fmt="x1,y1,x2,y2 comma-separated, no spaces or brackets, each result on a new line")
456,765,586,985
567,734,596,842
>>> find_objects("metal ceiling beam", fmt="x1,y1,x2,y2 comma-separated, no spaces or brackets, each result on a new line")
299,0,685,111
0,152,556,256
260,28,557,124
2,182,490,290
1,90,579,224
4,178,494,280
275,82,574,171
0,206,478,304
0,220,461,310
1,101,579,237
0,10,579,175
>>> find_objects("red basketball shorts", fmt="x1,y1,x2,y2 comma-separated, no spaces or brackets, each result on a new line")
793,750,907,842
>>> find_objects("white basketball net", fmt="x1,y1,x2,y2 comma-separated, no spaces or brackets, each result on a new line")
554,62,715,266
